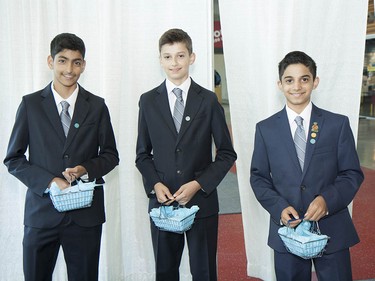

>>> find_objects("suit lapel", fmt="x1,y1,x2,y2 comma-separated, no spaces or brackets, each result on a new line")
155,82,179,137
176,81,203,144
41,83,91,151
302,104,324,177
41,84,66,143
277,108,302,173
153,80,204,143
64,87,90,151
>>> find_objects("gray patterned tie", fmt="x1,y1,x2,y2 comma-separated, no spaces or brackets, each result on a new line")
294,116,306,170
60,101,71,137
172,88,184,133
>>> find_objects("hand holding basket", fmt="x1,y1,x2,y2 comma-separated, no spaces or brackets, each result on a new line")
278,220,329,259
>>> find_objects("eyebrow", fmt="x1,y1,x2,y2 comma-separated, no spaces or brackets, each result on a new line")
56,55,83,62
162,51,187,55
283,74,311,80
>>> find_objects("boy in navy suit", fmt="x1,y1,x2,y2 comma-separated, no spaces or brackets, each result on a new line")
136,28,236,281
250,51,364,281
4,33,119,281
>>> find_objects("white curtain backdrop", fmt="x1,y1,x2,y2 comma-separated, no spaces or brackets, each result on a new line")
0,0,213,280
219,0,368,280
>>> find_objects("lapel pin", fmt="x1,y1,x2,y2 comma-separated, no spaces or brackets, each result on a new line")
74,123,79,128
309,122,319,145
185,116,191,121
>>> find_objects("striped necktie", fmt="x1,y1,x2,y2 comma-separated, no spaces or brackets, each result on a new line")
172,88,184,133
60,101,71,137
294,116,306,170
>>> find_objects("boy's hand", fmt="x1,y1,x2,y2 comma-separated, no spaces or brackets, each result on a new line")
304,195,328,221
281,206,301,227
173,180,201,206
154,182,175,205
62,165,87,183
49,177,70,190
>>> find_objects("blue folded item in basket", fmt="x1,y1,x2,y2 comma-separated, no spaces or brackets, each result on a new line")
150,205,200,234
49,180,99,212
278,221,329,259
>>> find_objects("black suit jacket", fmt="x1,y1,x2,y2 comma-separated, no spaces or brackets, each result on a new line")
4,83,119,228
136,79,237,218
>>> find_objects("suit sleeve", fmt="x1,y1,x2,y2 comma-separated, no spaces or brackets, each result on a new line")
135,95,162,195
80,102,119,181
319,117,364,214
250,123,290,223
3,98,56,196
194,96,237,194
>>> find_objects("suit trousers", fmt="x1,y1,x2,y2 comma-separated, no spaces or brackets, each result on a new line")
23,213,102,281
151,214,219,281
274,248,352,281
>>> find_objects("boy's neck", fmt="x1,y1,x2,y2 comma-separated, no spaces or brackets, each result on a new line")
53,83,77,99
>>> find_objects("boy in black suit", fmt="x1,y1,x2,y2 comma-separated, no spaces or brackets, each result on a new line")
4,33,119,281
136,28,236,281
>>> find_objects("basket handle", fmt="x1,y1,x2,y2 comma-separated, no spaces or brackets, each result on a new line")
310,221,321,234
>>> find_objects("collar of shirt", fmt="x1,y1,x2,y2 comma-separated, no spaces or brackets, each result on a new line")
166,77,191,115
286,102,312,140
51,82,79,117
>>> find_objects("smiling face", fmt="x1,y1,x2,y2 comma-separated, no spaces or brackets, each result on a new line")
47,49,86,98
278,63,319,114
159,42,195,86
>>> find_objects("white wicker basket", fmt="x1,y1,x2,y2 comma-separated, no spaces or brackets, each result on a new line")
50,189,94,212
278,221,329,259
49,180,98,212
150,205,200,234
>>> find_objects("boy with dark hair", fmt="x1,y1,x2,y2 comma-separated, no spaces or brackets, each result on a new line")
50,32,86,59
136,28,236,281
4,33,119,281
250,51,363,281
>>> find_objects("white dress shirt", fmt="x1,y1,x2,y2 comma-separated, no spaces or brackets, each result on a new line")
166,77,191,115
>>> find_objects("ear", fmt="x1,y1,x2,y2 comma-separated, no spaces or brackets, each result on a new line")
189,52,196,65
81,60,86,73
277,80,283,90
313,76,320,89
47,55,54,69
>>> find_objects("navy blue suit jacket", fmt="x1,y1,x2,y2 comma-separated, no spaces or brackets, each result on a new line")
136,79,237,218
4,83,119,228
250,104,364,253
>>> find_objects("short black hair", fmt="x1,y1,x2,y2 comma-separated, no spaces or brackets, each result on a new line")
159,28,193,55
278,51,317,81
50,33,86,59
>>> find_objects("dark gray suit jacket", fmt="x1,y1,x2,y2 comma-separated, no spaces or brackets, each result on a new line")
4,83,119,228
250,104,364,253
136,79,237,218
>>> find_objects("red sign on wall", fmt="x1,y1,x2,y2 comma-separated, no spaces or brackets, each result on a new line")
214,21,223,50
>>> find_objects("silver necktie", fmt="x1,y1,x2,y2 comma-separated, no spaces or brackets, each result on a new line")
172,88,184,133
294,116,306,170
60,101,71,137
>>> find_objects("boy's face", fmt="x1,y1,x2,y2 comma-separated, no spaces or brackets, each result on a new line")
159,42,195,86
278,63,319,114
47,49,86,95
